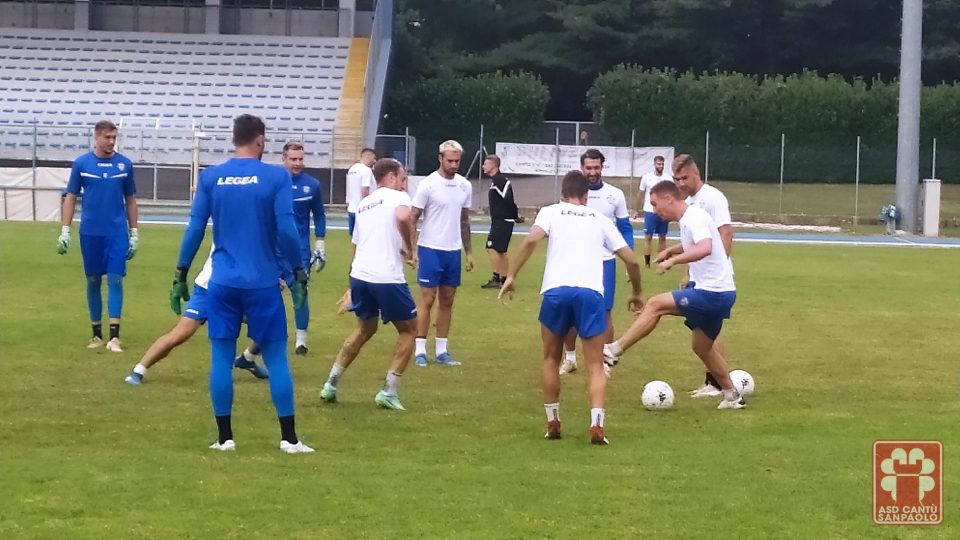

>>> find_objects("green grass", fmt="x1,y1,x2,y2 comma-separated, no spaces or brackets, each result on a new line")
1,222,958,539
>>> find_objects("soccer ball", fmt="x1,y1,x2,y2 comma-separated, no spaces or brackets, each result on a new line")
641,380,675,411
729,369,755,397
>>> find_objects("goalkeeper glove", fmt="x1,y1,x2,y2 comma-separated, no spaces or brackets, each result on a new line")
127,228,139,260
311,238,326,272
290,268,309,310
170,267,190,315
56,225,71,255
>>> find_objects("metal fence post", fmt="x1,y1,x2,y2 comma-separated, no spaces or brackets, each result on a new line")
704,130,710,182
478,123,484,212
932,137,937,179
778,133,785,216
554,128,560,202
329,127,336,205
629,129,636,213
854,135,861,225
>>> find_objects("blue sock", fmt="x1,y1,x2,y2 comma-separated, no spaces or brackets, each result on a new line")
294,288,309,331
106,273,123,319
209,339,236,417
86,275,103,322
260,339,295,417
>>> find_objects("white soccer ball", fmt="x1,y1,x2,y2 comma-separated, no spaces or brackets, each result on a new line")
729,369,755,397
641,380,675,411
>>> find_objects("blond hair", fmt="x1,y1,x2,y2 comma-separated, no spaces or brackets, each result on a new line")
438,140,463,154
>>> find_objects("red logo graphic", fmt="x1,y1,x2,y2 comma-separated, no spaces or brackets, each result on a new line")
873,440,943,525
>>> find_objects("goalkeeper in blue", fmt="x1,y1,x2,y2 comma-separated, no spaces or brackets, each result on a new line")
58,120,138,352
172,114,313,454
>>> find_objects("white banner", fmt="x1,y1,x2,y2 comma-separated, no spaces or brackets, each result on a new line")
0,167,70,221
494,143,674,177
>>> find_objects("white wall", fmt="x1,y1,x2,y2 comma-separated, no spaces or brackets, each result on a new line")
0,1,73,29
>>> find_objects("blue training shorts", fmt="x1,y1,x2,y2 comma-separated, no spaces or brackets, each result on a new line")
349,277,418,323
417,246,461,288
602,258,616,311
671,286,737,341
539,286,607,339
80,234,127,277
206,282,287,343
182,284,209,323
348,212,356,236
644,211,669,236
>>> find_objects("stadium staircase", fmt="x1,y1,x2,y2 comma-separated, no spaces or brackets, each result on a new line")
333,37,370,169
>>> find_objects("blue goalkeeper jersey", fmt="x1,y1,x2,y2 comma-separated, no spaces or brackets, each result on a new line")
178,157,301,290
291,172,326,264
65,151,136,236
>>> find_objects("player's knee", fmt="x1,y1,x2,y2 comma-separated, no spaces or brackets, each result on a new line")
87,275,102,285
107,273,123,286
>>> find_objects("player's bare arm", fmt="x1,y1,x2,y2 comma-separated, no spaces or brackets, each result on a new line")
658,238,712,274
655,243,684,262
396,205,417,268
614,245,643,311
718,224,733,257
460,207,474,271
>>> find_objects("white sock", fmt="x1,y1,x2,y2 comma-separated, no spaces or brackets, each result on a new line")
383,371,401,396
133,363,148,376
607,341,623,357
415,338,427,356
242,348,258,362
328,363,345,387
295,329,307,347
544,402,560,422
564,350,577,364
722,387,739,401
590,408,605,427
435,337,449,356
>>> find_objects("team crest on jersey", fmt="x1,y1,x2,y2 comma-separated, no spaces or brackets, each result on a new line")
303,186,311,193
118,163,125,171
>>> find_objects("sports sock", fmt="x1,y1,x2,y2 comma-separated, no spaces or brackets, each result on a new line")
590,407,605,428
606,341,623,357
492,272,501,281
295,329,308,347
260,340,295,417
564,350,577,364
106,273,123,319
705,371,721,388
328,363,345,387
133,363,147,376
210,339,236,416
415,338,427,357
109,323,120,341
722,387,739,402
91,322,103,340
383,371,401,396
293,289,309,338
242,348,258,362
215,414,233,444
544,402,560,422
644,254,651,266
435,337,448,356
86,275,103,322
279,415,298,445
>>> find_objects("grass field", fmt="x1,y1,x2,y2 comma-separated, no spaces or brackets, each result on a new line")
1,221,958,539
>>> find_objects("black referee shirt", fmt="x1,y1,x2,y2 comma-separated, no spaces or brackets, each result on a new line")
488,172,519,221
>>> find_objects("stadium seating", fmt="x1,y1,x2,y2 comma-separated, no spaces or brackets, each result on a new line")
0,28,352,165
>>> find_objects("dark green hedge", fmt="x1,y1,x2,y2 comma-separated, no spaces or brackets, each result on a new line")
588,67,960,183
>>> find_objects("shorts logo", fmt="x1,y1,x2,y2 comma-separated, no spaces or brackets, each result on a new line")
679,297,689,306
873,440,942,525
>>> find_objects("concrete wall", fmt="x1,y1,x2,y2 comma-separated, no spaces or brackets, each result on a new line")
89,5,205,33
0,1,74,29
354,10,373,37
220,7,337,37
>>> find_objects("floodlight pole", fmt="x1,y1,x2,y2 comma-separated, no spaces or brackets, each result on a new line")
894,0,922,233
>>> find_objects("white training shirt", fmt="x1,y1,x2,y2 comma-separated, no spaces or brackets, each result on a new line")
585,182,629,261
534,202,627,295
686,183,732,228
346,162,375,213
639,171,674,213
350,187,413,284
412,171,472,251
678,205,735,292
194,246,215,289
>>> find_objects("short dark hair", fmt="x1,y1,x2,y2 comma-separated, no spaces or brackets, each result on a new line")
360,148,376,157
561,170,588,199
654,155,665,162
282,141,304,154
650,179,682,199
580,148,605,165
372,157,403,183
484,154,501,168
94,120,117,135
233,114,266,147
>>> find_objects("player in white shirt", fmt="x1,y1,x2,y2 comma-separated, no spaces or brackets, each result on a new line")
123,248,268,384
410,140,475,367
499,170,642,445
319,159,419,411
672,154,734,398
345,148,377,235
636,155,673,268
603,181,745,410
559,149,635,376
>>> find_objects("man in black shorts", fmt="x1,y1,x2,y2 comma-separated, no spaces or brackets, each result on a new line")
481,154,524,289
